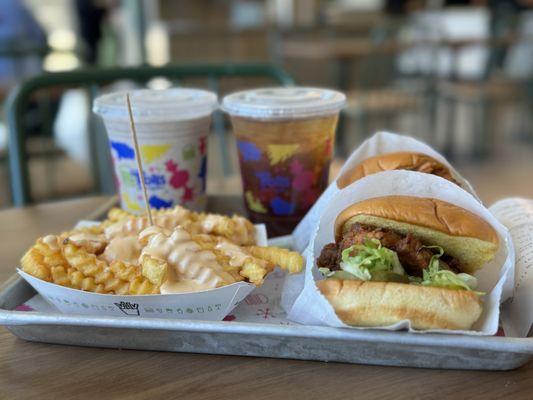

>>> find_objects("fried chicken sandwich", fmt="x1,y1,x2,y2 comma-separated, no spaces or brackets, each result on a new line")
317,196,499,330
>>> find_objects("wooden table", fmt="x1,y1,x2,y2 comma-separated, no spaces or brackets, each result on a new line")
0,196,532,399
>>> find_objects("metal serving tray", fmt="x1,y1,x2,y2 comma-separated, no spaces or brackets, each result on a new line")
1,274,532,370
2,196,532,370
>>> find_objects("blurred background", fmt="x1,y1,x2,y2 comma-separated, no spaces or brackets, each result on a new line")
0,0,532,208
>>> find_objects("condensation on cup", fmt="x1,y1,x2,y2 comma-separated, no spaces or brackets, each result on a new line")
222,87,346,236
93,88,217,213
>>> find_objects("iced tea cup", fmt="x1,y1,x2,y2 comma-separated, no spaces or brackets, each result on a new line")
93,88,217,213
223,87,345,236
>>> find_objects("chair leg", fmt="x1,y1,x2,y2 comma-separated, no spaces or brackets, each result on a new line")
443,96,457,159
358,111,369,143
88,86,102,193
334,58,351,144
472,98,490,159
7,100,31,206
525,78,533,142
425,84,438,145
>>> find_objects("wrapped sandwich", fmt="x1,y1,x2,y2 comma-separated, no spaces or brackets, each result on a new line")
316,196,499,330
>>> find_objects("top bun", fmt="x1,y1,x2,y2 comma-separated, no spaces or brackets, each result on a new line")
334,196,499,274
336,152,455,189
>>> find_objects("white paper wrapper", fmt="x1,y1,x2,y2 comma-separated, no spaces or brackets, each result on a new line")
490,198,533,338
292,131,478,252
18,225,268,321
284,170,515,335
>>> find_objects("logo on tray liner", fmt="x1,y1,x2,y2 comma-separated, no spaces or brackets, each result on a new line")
245,293,269,305
114,301,140,316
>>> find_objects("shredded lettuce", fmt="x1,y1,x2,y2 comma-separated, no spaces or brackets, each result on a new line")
419,246,481,293
318,268,359,280
319,242,482,294
336,239,405,281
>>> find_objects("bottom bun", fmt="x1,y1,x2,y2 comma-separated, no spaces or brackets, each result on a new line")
316,279,483,330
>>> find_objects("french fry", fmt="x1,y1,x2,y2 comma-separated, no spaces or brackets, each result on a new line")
239,261,271,286
129,275,160,295
63,243,128,293
51,265,107,293
61,221,113,238
140,227,238,288
245,246,304,274
21,248,51,281
107,205,190,223
105,206,256,246
192,234,273,285
140,254,168,286
62,242,158,294
20,236,66,282
194,214,256,246
50,265,72,287
107,207,133,222
61,232,107,254
105,208,193,240
111,261,159,295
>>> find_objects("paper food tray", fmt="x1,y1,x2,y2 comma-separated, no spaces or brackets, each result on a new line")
17,224,268,321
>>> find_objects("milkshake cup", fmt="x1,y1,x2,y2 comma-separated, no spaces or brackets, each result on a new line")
222,87,345,236
94,88,217,213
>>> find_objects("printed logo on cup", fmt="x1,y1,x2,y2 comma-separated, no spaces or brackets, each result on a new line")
93,88,217,214
109,139,208,213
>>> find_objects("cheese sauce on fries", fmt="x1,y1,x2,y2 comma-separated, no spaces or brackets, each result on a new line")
20,206,304,296
215,241,253,267
141,227,238,294
42,235,60,250
102,236,142,264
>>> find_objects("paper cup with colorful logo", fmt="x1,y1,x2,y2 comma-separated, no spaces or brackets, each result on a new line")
222,87,345,236
94,89,217,213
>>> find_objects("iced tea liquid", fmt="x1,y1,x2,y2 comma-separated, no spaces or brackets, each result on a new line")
231,115,338,236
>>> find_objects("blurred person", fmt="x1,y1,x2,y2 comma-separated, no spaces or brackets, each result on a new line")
74,0,119,65
0,0,47,95
0,0,49,146
485,0,533,76
384,0,425,15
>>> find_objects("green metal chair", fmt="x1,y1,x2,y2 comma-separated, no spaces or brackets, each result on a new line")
6,63,294,206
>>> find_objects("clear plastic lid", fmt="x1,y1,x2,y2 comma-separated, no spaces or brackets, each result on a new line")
221,87,346,120
93,88,218,122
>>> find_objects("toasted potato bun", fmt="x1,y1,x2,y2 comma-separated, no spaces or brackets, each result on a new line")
336,152,456,189
317,279,483,330
334,196,499,274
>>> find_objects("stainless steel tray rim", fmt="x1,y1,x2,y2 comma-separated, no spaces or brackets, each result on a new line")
3,272,532,356
2,309,533,355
